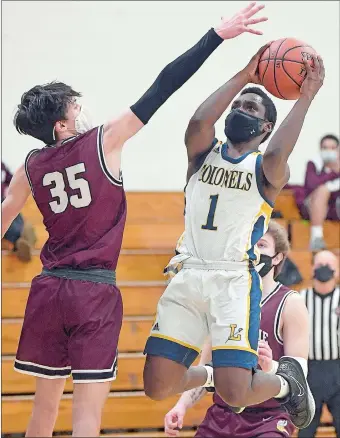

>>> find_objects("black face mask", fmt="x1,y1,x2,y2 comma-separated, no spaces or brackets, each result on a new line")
224,110,266,144
314,265,335,283
257,254,278,278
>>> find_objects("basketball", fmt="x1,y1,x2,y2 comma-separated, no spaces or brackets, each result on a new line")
258,38,317,100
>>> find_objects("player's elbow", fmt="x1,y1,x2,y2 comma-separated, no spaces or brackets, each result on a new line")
188,116,211,130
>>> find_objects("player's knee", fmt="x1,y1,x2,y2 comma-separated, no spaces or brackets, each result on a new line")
216,384,247,407
33,397,59,419
144,381,172,401
143,368,173,401
143,355,180,400
312,183,331,201
214,370,250,407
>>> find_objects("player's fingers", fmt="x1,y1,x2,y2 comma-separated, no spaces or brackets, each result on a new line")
255,41,273,57
165,427,179,437
258,347,271,358
245,27,263,35
245,16,268,25
239,2,257,15
302,54,313,75
318,55,325,78
165,413,177,428
164,422,179,436
258,340,270,349
313,54,320,72
244,3,265,19
259,339,268,346
177,415,184,429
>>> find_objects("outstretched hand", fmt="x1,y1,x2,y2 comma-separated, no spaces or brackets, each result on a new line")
215,2,268,40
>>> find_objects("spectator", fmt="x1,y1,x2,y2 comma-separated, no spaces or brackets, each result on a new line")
286,135,340,251
298,250,340,438
306,135,340,251
1,162,36,261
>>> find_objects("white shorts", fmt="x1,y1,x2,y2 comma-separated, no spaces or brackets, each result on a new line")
144,259,262,369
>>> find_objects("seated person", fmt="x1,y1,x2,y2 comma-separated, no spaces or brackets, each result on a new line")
1,162,36,261
287,134,339,251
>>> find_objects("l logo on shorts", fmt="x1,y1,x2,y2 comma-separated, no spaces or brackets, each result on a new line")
227,324,243,342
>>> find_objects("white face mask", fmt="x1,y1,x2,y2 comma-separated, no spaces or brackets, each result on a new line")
321,149,338,163
75,106,94,134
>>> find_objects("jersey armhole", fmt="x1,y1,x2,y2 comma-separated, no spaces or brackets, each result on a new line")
25,149,40,197
274,290,296,345
255,154,275,208
186,138,220,183
97,125,123,186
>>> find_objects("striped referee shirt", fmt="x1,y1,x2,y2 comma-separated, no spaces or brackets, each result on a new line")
300,286,340,360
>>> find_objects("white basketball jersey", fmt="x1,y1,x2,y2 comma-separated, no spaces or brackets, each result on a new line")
180,140,273,263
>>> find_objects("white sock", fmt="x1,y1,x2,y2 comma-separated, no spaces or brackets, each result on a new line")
202,365,214,388
311,225,323,240
275,376,290,399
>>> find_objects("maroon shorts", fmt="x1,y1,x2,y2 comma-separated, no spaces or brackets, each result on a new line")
195,403,295,438
14,269,123,383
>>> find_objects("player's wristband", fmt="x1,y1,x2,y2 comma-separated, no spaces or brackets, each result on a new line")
130,28,223,124
202,364,214,388
267,360,279,375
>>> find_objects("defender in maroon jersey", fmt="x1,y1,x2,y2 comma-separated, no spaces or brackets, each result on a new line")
164,221,310,438
1,6,269,436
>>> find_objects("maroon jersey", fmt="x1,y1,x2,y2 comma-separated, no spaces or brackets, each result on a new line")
214,283,295,410
25,125,126,270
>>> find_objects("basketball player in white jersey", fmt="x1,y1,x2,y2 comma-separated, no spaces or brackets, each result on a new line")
164,221,309,438
143,47,324,428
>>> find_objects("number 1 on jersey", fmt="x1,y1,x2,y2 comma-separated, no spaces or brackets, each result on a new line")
201,194,219,231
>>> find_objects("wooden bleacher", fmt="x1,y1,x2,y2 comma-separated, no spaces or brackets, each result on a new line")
1,191,338,437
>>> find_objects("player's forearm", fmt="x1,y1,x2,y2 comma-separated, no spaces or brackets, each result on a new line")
263,95,313,184
176,386,207,411
189,70,249,126
130,29,223,124
1,199,19,238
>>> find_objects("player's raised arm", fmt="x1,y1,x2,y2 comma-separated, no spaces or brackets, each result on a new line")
103,25,226,150
2,165,31,237
185,4,268,164
103,2,268,151
262,55,325,191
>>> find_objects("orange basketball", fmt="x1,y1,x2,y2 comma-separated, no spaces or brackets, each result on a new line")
258,38,317,100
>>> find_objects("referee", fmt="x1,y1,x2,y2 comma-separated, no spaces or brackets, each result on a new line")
298,250,340,438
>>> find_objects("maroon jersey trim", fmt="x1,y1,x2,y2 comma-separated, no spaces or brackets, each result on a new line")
274,290,296,345
97,125,123,186
261,282,281,306
25,149,40,197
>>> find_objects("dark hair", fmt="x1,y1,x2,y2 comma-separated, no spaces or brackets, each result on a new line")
320,134,339,147
240,87,277,143
14,82,81,145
